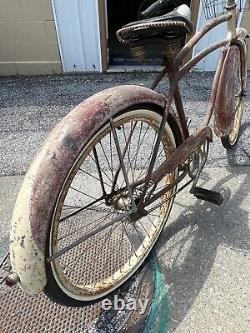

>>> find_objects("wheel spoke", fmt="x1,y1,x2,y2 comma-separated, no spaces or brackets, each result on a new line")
95,220,121,285
146,215,157,229
99,140,114,180
132,224,146,250
48,211,130,262
79,167,111,189
58,210,114,241
122,223,138,258
121,123,135,182
61,218,118,271
132,122,150,173
137,219,151,237
59,196,105,223
62,204,82,210
118,224,126,273
109,132,115,185
135,129,159,181
111,120,138,192
88,153,113,184
70,185,98,200
110,119,137,212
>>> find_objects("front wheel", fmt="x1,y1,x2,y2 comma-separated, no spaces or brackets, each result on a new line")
44,105,178,306
221,45,246,149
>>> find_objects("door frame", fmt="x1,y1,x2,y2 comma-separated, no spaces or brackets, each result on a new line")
98,0,108,72
51,0,65,72
97,0,201,71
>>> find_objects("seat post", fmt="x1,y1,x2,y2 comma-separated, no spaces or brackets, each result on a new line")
163,36,185,65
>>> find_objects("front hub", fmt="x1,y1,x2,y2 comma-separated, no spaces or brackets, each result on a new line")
112,194,132,211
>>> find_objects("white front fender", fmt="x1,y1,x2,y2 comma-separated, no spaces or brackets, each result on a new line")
10,152,49,294
9,85,172,295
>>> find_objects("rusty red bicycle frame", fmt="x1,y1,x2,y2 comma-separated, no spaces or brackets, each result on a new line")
137,10,248,210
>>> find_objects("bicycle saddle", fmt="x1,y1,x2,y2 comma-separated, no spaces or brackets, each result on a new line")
117,4,193,44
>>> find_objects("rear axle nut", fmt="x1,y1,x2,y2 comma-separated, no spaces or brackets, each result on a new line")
5,273,20,287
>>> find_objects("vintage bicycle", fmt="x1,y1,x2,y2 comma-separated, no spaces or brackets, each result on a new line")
6,0,248,306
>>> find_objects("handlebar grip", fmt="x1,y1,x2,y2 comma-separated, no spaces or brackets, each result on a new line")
141,0,170,19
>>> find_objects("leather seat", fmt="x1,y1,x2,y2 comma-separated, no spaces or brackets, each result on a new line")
117,5,193,44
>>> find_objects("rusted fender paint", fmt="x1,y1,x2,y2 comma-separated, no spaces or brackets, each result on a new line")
214,28,248,137
233,28,248,94
10,85,179,295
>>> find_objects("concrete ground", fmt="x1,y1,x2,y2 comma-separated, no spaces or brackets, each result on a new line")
0,72,249,332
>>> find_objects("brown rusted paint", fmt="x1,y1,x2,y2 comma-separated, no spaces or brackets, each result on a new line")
178,38,230,81
173,85,189,139
175,13,232,67
232,28,248,93
150,66,169,90
213,28,248,138
204,46,228,126
168,106,185,146
150,126,213,184
144,170,188,207
178,27,247,83
214,45,238,136
27,85,173,253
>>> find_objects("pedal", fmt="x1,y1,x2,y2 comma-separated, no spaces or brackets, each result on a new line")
190,187,224,206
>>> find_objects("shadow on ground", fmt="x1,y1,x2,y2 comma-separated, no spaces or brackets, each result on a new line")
155,146,250,332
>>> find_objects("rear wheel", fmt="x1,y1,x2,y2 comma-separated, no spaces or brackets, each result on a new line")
44,106,178,306
221,46,246,149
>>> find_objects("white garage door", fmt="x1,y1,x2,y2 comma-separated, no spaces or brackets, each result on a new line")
51,0,102,72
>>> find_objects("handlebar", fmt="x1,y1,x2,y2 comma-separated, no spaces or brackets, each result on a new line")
140,0,170,19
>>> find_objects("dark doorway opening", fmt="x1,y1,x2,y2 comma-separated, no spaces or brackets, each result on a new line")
107,0,163,66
